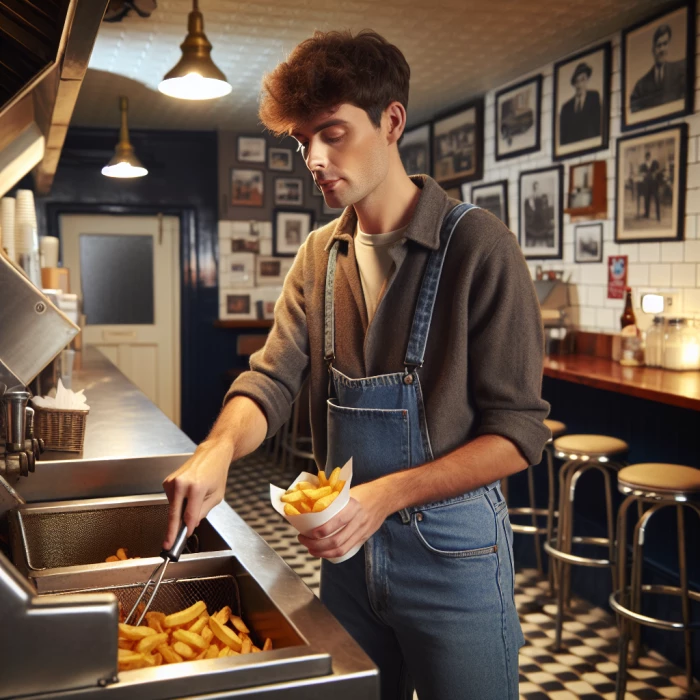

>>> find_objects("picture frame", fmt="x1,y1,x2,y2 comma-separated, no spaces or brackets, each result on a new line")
219,252,255,288
219,220,266,254
565,161,608,218
553,42,611,161
254,287,284,320
231,169,264,207
274,177,304,206
432,98,484,187
399,122,432,176
219,289,256,320
469,180,509,226
614,123,687,243
621,0,695,131
574,223,604,263
237,136,266,163
495,75,542,160
444,187,462,201
256,256,293,286
273,209,314,257
268,147,294,172
518,165,564,260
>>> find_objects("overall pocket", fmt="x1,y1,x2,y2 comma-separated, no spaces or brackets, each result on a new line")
411,494,501,558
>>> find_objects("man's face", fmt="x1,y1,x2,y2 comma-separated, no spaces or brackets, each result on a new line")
291,103,390,209
654,32,670,65
532,182,539,195
574,73,588,97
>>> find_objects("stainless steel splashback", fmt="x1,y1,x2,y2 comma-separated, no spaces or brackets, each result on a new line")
0,253,79,388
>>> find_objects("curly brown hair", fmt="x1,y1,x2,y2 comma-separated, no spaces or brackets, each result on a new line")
259,29,410,136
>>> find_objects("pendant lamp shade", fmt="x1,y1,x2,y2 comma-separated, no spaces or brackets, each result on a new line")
102,97,148,178
158,0,232,100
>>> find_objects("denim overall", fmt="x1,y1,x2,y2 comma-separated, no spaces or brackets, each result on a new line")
320,203,525,700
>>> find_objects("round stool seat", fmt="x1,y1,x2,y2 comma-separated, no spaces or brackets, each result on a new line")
618,463,700,495
553,434,628,458
544,419,566,438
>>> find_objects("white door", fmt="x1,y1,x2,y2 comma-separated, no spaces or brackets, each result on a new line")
60,214,181,426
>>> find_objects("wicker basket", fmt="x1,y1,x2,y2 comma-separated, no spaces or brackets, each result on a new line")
34,407,89,452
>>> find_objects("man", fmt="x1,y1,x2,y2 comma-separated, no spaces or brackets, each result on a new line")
559,62,601,145
630,24,686,113
163,30,550,700
524,180,548,245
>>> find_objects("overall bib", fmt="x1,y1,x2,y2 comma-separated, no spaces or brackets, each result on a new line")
320,203,525,700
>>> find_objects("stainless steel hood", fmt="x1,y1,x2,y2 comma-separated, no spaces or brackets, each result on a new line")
0,0,110,197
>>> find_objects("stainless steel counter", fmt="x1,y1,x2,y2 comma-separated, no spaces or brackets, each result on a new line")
4,346,379,699
17,346,195,503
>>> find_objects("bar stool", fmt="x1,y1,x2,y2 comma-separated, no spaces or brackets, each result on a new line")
609,463,700,698
280,381,315,474
543,434,629,651
503,419,566,581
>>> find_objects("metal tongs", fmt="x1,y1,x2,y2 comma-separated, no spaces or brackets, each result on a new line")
124,511,189,627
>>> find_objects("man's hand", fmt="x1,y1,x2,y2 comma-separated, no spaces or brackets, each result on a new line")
297,482,391,559
162,440,233,550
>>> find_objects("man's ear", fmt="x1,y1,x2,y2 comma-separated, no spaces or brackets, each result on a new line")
384,101,407,146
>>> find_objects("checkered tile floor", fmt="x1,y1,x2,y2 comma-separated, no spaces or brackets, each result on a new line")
225,451,698,700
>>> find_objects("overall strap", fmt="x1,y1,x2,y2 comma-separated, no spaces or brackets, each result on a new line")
324,240,341,369
404,202,479,371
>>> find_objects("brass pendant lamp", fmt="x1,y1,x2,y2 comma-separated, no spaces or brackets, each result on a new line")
101,96,148,178
158,0,232,100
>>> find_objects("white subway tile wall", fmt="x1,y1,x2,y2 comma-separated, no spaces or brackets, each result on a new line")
473,19,700,331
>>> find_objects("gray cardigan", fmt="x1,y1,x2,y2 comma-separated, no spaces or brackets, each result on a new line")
226,175,551,468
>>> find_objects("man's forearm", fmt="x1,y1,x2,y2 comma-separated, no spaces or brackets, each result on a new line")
378,434,528,515
202,395,268,462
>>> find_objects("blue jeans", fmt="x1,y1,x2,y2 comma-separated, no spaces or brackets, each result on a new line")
321,486,523,700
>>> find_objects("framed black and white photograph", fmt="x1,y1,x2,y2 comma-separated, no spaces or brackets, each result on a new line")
256,256,293,286
495,75,542,160
399,123,432,176
615,123,687,243
553,43,610,161
231,169,264,207
273,209,314,257
518,165,563,259
219,289,256,320
274,178,303,206
237,136,266,163
574,223,603,263
268,147,293,172
219,252,255,287
469,180,509,226
622,0,695,131
432,99,483,187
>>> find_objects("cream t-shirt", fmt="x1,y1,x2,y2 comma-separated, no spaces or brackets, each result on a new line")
354,224,407,323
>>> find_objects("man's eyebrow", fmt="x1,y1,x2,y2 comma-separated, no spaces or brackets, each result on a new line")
292,119,349,140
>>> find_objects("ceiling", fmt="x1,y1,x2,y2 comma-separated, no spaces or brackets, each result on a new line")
72,0,674,132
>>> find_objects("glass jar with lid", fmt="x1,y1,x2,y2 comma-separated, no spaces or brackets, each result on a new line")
663,318,700,370
644,316,664,367
680,320,700,370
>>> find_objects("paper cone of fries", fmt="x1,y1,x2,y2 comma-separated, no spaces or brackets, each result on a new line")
270,458,360,564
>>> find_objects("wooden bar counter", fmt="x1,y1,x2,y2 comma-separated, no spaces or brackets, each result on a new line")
543,354,700,412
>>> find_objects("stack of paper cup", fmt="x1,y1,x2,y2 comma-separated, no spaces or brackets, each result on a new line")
15,189,38,254
1,197,15,262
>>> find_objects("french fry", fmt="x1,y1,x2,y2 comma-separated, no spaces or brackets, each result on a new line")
280,490,305,504
328,466,341,488
263,638,273,652
241,637,252,654
172,641,196,660
119,623,157,640
229,615,249,635
213,606,231,625
317,469,328,486
195,649,207,660
118,639,133,650
116,547,128,561
284,503,301,516
312,490,339,512
299,501,312,513
118,649,142,663
136,632,169,654
294,481,316,491
218,646,231,658
164,600,206,628
172,629,208,651
105,555,119,563
334,479,346,492
201,626,214,645
188,617,207,635
209,617,243,651
302,485,332,501
152,652,163,667
145,612,166,634
204,644,219,659
158,644,183,664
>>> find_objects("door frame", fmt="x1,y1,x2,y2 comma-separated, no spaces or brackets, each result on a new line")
46,202,196,429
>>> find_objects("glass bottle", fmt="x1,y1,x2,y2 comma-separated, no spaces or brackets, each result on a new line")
620,287,636,330
663,318,686,371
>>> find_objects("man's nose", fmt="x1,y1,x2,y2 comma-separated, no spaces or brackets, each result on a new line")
306,140,327,171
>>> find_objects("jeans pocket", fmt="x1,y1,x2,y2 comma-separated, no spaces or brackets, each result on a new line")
411,495,499,558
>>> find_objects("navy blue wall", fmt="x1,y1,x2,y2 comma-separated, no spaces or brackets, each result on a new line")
25,127,237,443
